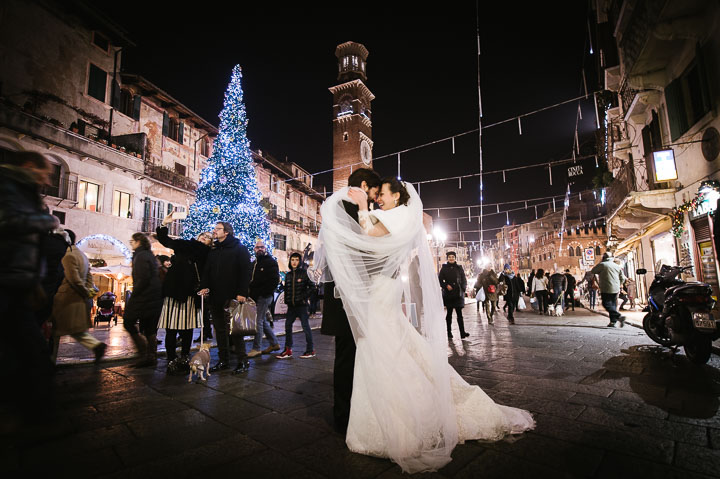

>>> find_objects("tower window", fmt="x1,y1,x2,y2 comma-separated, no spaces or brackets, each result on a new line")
343,132,349,142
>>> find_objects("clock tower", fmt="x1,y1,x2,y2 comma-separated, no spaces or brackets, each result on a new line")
329,41,374,192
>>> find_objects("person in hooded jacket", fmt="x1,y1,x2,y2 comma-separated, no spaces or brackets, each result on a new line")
498,264,525,324
124,232,163,367
276,252,315,359
155,217,212,374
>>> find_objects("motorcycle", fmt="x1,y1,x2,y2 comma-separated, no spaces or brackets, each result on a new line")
637,265,719,364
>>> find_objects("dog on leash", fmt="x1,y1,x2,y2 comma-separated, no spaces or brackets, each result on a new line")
548,302,564,317
188,343,211,382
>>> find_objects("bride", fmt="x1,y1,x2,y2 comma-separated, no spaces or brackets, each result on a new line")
313,177,535,473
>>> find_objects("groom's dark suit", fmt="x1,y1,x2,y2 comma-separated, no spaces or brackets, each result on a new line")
321,199,358,433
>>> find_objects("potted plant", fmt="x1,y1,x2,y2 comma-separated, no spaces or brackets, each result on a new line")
70,122,79,133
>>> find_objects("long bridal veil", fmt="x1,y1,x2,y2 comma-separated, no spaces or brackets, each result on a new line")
312,183,459,472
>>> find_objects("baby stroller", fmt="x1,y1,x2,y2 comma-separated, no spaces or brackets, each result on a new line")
95,292,117,327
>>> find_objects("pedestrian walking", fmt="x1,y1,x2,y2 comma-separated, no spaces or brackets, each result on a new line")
247,238,282,357
124,232,163,367
473,269,486,313
526,269,536,296
482,269,499,324
198,221,251,374
530,268,549,315
50,229,106,363
155,217,212,375
563,269,577,311
498,264,525,324
0,151,60,423
276,252,315,359
591,252,627,327
549,270,568,309
438,251,469,338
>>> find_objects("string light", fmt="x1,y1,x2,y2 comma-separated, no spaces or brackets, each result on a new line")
76,234,133,264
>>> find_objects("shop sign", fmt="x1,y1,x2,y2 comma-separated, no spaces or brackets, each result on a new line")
653,149,678,182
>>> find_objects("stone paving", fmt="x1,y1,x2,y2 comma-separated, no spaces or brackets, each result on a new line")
4,301,720,478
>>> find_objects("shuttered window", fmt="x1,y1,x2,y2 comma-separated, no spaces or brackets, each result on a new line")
87,63,107,102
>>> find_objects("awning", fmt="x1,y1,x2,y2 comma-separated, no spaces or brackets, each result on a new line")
613,216,672,257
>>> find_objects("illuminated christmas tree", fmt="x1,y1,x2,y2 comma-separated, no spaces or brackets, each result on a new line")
182,65,272,252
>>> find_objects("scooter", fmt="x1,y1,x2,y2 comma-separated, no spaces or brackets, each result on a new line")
637,265,720,364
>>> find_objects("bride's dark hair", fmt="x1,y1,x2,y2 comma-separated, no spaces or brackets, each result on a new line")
381,177,411,206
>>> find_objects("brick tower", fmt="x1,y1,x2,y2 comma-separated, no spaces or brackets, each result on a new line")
329,41,374,192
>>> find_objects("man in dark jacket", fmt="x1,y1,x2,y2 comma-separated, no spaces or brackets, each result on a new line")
198,221,251,373
247,238,281,358
549,270,568,309
0,150,59,423
321,167,380,434
438,251,469,338
563,269,577,311
498,264,525,324
276,252,314,359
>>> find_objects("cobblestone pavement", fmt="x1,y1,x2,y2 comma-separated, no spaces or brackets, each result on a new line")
4,301,720,478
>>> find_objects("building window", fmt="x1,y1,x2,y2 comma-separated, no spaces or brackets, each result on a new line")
568,246,574,256
40,163,62,198
665,47,713,141
576,246,582,257
112,190,132,218
118,89,141,120
199,136,211,157
92,31,109,53
78,180,100,212
87,64,107,103
162,113,183,144
299,195,304,207
175,162,186,176
595,245,602,256
343,132,349,141
273,234,287,251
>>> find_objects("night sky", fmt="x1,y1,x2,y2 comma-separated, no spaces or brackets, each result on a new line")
94,1,600,244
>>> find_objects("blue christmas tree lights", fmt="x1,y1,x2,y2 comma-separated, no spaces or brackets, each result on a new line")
182,65,273,253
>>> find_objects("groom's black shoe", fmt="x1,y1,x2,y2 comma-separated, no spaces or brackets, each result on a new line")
209,362,229,372
447,332,453,339
460,332,470,339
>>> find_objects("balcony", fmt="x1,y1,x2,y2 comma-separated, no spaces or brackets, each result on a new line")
40,174,77,203
144,163,197,192
0,102,145,174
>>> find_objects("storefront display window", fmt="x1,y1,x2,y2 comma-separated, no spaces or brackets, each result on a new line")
651,232,677,272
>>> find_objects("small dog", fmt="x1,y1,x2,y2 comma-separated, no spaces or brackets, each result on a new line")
549,303,564,317
188,343,211,383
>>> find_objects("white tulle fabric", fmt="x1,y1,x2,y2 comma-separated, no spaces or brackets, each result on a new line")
313,184,535,473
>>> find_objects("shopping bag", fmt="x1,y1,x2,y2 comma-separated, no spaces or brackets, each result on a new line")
226,298,257,336
517,296,526,310
475,287,486,302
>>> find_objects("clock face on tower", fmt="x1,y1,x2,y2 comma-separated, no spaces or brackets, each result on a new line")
360,140,372,166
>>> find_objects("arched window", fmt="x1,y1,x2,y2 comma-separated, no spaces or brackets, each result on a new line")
576,246,582,257
595,245,601,256
568,246,574,256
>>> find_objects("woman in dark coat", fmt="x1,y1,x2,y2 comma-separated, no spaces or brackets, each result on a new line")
124,232,163,367
155,218,212,374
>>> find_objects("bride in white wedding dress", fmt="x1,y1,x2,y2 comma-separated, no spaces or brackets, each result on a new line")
313,178,534,474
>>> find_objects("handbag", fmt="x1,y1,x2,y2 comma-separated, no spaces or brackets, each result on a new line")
487,284,496,294
517,296,526,310
226,298,257,336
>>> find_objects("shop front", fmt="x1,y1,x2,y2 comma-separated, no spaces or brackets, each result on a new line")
76,234,134,317
688,191,720,305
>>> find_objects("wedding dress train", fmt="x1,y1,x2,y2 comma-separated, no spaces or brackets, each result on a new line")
345,276,535,472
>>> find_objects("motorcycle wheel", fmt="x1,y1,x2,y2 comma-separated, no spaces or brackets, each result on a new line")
684,338,712,365
642,313,673,346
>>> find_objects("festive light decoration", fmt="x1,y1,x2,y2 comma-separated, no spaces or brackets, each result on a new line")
670,192,706,238
182,65,272,253
76,234,133,264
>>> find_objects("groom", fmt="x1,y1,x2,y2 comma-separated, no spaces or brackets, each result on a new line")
321,168,381,434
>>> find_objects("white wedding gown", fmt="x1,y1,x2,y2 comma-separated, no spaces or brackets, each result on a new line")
314,184,534,473
346,275,535,469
